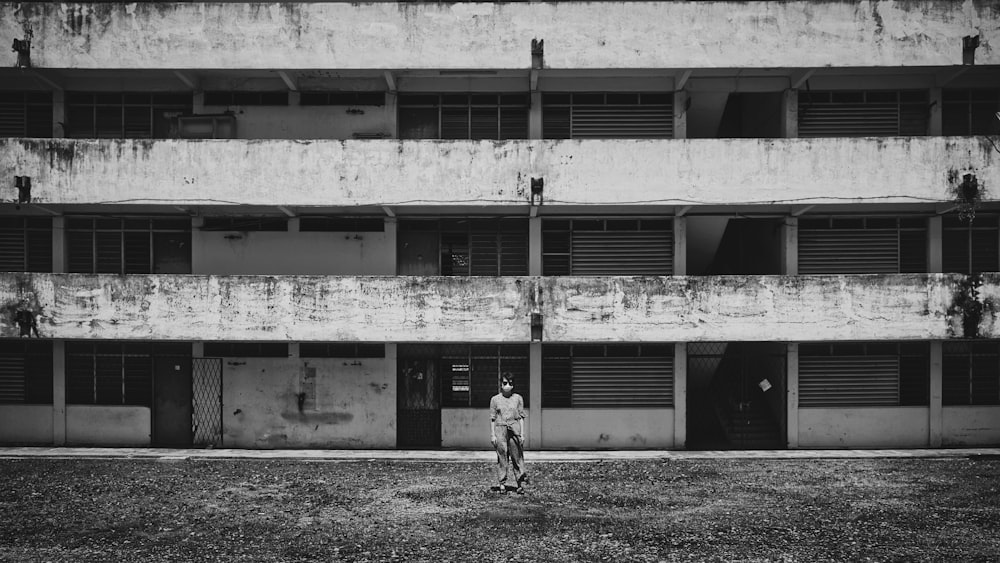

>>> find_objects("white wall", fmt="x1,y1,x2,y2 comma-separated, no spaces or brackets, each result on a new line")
798,407,930,448
222,357,395,449
193,231,394,276
942,406,1000,447
65,405,151,446
441,408,489,449
202,105,390,140
541,408,675,449
0,405,53,444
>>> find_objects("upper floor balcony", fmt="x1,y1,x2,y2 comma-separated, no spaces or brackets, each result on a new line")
3,2,998,70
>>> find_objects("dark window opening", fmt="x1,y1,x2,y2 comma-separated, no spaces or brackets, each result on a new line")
201,217,288,232
66,342,190,406
543,217,673,275
799,342,929,407
942,89,1000,136
0,340,53,404
798,216,927,274
299,217,385,232
299,343,385,358
397,218,528,276
542,343,674,408
204,91,288,106
398,94,528,140
0,91,53,137
943,215,998,274
943,341,1000,406
202,343,289,358
65,92,191,139
66,217,191,274
542,92,673,139
798,90,929,137
300,92,385,106
0,217,52,272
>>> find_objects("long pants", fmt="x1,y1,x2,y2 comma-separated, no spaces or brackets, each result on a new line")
493,425,526,488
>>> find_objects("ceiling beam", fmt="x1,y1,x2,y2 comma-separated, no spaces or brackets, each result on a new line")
676,205,692,217
277,71,297,91
382,205,395,218
383,71,397,93
30,70,63,91
277,206,295,217
676,70,692,91
935,66,969,87
173,71,199,90
791,205,815,216
790,69,816,90
530,69,539,92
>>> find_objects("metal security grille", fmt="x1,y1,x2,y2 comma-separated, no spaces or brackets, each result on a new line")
799,343,928,407
542,344,673,408
192,358,223,447
798,90,929,137
942,342,1000,405
0,91,52,137
398,94,529,140
543,93,673,139
543,218,673,275
943,216,999,274
798,217,926,274
0,217,52,272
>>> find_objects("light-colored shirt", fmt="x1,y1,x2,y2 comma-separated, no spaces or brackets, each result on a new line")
490,393,525,431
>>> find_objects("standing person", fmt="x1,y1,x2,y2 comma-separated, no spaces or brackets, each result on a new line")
489,373,528,494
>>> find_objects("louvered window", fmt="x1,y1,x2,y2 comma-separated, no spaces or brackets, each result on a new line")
439,344,529,408
943,215,998,274
202,343,289,358
398,94,529,140
543,218,673,275
543,93,673,139
942,89,1000,136
400,218,528,276
299,343,385,358
0,340,52,404
799,342,928,407
0,217,52,272
798,217,926,274
0,91,52,137
943,341,1000,405
66,217,191,274
66,342,190,406
66,92,191,138
542,344,674,408
798,90,929,137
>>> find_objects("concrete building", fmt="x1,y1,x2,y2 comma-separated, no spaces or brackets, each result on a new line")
1,1,999,450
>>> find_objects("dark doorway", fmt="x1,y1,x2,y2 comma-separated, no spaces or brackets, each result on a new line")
397,352,441,448
397,230,439,275
687,342,786,450
153,356,193,446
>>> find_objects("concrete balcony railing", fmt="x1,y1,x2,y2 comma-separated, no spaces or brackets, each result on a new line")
3,2,998,69
1,137,996,209
0,273,992,342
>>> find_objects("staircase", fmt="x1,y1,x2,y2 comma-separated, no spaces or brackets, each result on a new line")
720,400,783,449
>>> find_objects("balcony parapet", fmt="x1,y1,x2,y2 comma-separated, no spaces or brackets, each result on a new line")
0,273,991,342
3,2,998,69
1,137,995,209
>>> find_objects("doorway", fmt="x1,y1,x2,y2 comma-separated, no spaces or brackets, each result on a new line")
153,356,193,446
687,342,786,450
396,347,441,448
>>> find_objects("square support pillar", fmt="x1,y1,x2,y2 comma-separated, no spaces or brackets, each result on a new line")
673,90,688,139
385,217,398,274
673,216,687,275
529,216,542,276
783,217,798,275
385,92,398,139
928,216,943,273
288,343,300,358
529,342,542,448
51,216,65,273
192,342,205,358
673,342,687,449
928,88,943,136
786,343,799,449
52,90,65,138
929,341,943,447
529,91,543,140
192,91,205,114
52,340,66,445
781,89,798,138
385,343,398,446
287,217,300,233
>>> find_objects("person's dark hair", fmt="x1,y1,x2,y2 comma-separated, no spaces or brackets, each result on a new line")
500,372,515,386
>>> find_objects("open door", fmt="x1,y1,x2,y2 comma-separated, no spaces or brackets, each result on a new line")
396,354,441,448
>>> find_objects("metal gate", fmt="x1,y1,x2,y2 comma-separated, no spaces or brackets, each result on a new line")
192,357,223,447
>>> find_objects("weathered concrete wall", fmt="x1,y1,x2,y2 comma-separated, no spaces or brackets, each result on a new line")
2,137,995,208
3,2,997,69
798,407,930,448
193,231,394,276
0,274,531,341
541,409,675,449
0,273,994,342
441,408,487,449
65,405,150,445
942,406,1000,446
0,405,52,444
223,358,395,449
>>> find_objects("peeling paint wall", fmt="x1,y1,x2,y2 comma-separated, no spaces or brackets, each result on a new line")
798,408,930,448
222,358,395,449
541,409,675,449
0,405,52,444
193,231,394,276
3,2,997,69
65,405,150,445
942,407,1000,446
1,137,996,208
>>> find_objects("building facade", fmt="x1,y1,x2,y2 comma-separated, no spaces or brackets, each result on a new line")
1,1,999,450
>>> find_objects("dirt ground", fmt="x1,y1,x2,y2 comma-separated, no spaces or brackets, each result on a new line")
1,456,998,562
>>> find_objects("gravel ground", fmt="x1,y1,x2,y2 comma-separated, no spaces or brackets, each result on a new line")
1,457,998,562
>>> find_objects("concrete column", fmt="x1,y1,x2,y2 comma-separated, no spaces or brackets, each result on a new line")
289,91,301,107
786,343,799,449
51,340,66,445
52,90,65,138
385,343,398,446
529,216,542,276
928,88,943,136
529,342,542,448
385,92,398,139
673,90,688,139
529,91,543,140
673,216,686,275
929,341,943,447
287,217,300,233
51,216,65,273
385,217,398,274
928,216,943,273
783,216,798,275
673,342,687,449
288,342,300,358
192,92,205,114
781,89,798,138
192,342,204,358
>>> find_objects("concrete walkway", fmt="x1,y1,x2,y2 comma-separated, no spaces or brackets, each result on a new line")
1,446,998,462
